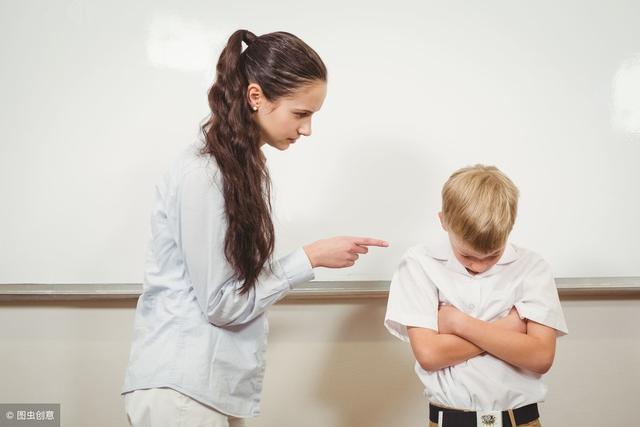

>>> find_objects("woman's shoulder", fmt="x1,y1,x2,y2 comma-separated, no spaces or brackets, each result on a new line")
157,140,223,200
172,141,221,183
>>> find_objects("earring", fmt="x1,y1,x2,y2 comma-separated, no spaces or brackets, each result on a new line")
252,105,258,111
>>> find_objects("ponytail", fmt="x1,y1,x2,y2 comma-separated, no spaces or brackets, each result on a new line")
202,29,326,294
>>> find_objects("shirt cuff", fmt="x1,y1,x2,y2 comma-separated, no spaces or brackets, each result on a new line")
278,247,315,289
515,303,569,336
384,316,438,342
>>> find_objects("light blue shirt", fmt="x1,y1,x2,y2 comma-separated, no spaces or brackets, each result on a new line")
122,143,315,417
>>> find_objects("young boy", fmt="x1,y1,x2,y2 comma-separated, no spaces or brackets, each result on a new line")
385,165,568,427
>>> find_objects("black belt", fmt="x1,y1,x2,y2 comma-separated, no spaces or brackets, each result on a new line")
429,402,539,426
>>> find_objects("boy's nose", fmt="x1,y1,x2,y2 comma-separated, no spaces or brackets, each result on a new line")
469,262,486,273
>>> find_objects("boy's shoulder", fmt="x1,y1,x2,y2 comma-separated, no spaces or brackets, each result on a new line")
396,242,453,281
509,244,550,267
403,240,451,263
499,244,555,282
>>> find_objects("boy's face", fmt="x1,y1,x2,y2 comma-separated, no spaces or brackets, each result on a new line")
448,233,504,275
439,212,505,275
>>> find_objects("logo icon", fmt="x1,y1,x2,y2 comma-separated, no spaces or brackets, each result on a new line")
481,414,496,425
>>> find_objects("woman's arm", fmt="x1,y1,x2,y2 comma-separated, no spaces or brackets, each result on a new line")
438,305,557,374
407,308,527,371
180,167,387,327
179,166,309,327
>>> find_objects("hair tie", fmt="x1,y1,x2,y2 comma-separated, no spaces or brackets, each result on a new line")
243,31,257,46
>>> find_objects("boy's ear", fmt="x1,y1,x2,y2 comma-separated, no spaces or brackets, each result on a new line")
438,212,448,231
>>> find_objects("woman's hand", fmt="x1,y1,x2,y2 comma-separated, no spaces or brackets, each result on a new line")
303,236,389,268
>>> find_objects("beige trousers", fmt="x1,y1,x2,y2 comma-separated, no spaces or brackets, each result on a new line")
124,388,246,427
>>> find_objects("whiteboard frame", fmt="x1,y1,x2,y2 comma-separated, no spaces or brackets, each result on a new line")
1,278,639,301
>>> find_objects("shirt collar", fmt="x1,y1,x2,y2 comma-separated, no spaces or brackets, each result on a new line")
496,243,519,265
425,238,520,278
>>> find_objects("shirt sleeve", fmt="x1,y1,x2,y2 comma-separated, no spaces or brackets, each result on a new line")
384,249,440,342
514,258,569,336
178,166,315,327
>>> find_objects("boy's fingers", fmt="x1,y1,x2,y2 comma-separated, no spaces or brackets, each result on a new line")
352,237,389,247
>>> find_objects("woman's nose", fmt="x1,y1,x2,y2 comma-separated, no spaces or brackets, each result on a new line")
298,119,312,136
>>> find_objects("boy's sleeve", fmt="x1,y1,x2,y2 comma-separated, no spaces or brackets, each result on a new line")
384,249,440,342
514,258,569,336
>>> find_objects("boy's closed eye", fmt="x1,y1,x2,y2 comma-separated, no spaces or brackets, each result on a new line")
460,252,500,262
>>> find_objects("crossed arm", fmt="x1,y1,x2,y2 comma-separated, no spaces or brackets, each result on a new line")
407,306,557,374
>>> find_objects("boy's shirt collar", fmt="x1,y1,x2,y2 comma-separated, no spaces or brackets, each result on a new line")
425,238,520,278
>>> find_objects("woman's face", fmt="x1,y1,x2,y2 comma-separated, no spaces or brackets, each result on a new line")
251,80,327,151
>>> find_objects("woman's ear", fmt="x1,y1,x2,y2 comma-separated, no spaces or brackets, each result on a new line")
438,212,448,231
247,83,263,111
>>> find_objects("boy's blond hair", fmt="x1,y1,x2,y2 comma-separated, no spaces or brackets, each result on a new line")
441,165,519,253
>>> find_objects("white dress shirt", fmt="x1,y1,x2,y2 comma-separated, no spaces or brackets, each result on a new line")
385,239,568,411
122,143,314,417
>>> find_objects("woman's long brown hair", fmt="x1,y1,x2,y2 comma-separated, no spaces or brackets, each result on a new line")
201,30,327,294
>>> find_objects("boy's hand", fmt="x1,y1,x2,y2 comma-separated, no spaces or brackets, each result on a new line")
437,303,467,335
494,307,527,334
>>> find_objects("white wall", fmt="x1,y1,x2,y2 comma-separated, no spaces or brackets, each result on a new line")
1,296,638,427
2,0,640,283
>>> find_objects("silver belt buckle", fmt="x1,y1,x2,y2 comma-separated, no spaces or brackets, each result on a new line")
476,410,502,427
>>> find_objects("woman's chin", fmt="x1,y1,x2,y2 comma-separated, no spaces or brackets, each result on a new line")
277,140,294,150
262,139,290,151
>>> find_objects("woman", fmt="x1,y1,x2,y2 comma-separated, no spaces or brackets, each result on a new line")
122,29,387,426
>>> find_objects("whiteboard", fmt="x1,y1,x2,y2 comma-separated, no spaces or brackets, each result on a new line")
1,0,639,284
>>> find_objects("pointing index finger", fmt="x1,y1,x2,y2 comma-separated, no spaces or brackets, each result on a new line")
353,237,389,247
